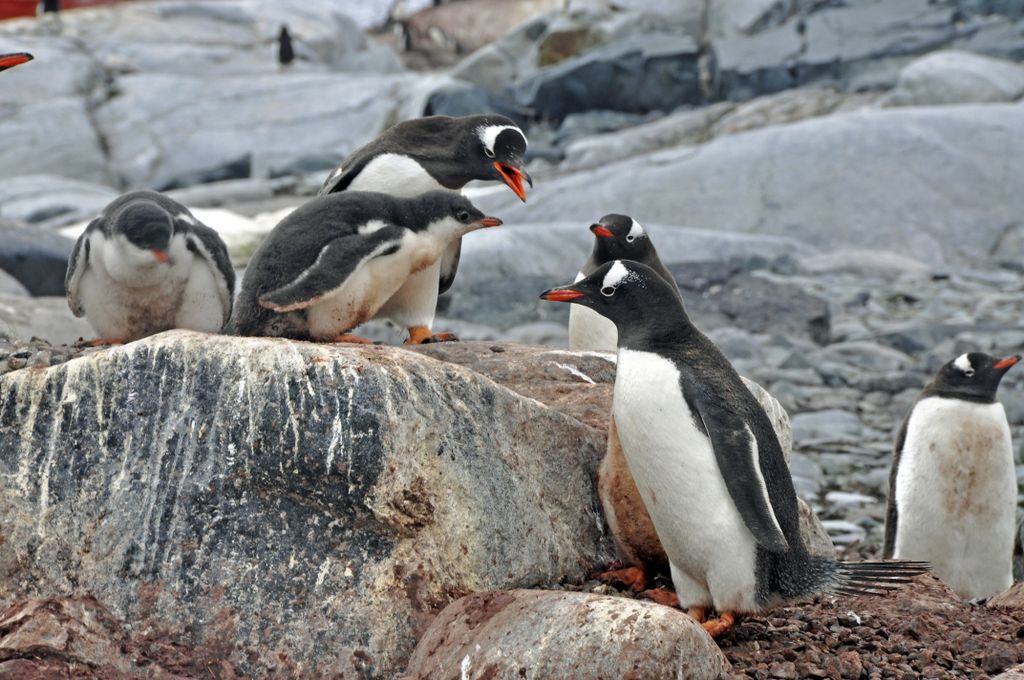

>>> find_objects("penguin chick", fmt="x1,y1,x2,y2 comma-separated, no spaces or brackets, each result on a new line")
569,214,678,352
541,260,928,637
65,191,235,344
230,191,500,344
884,352,1020,600
0,52,33,72
318,114,531,340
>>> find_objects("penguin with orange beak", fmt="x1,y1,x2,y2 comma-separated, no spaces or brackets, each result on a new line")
0,53,33,72
65,191,235,344
317,114,530,344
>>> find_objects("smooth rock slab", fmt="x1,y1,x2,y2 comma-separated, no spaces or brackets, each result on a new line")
404,589,729,679
882,49,1024,107
0,332,607,677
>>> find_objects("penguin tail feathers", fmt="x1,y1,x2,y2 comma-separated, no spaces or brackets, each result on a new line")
830,560,930,597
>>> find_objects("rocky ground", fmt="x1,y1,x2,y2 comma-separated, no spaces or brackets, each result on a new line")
1,0,1023,677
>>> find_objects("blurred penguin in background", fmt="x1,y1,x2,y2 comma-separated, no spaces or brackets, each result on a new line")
278,24,294,70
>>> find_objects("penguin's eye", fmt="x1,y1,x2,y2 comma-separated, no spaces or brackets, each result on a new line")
600,286,615,297
484,147,496,159
625,235,636,243
964,368,975,377
456,210,470,223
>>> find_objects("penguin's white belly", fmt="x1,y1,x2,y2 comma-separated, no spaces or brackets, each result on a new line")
306,232,442,339
79,235,212,340
568,272,618,352
612,348,760,612
893,397,1016,600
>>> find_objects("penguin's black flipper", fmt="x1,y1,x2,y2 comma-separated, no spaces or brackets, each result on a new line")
882,415,911,559
319,155,373,195
65,218,99,317
687,388,791,553
438,238,461,295
258,228,404,313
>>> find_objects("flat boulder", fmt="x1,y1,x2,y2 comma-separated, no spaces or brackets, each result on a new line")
882,50,1024,107
404,589,729,679
0,333,607,677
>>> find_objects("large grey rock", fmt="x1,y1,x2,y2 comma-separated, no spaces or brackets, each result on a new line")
0,175,118,229
0,223,75,297
95,72,417,189
482,104,1024,267
0,98,113,186
791,409,864,443
0,333,607,677
0,271,29,298
882,49,1024,107
514,34,704,122
404,590,730,679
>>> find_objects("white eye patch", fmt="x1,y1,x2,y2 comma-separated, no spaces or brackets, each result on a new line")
626,219,645,241
953,353,973,374
477,124,526,156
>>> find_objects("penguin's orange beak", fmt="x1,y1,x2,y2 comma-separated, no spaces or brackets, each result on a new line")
0,53,33,72
993,355,1021,370
590,224,614,238
474,216,503,228
540,287,584,302
495,161,532,202
151,249,170,262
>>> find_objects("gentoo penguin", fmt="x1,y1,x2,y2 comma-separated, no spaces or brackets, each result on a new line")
229,190,500,343
884,352,1020,600
278,25,294,68
318,114,530,343
65,191,235,344
569,214,678,352
541,260,926,637
0,53,33,72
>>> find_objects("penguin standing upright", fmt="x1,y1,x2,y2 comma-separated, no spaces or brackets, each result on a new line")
569,215,796,600
0,53,33,72
317,114,530,344
65,191,235,343
278,25,294,68
884,352,1020,600
230,191,500,342
541,260,926,637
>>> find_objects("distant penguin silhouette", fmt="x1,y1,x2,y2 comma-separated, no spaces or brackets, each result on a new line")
40,0,60,14
278,25,294,68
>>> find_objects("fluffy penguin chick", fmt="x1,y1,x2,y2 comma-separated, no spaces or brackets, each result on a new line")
541,260,927,637
319,114,531,341
884,352,1020,600
229,191,500,343
65,190,235,343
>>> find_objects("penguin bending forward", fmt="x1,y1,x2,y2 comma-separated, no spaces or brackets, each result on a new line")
65,191,235,344
884,352,1020,600
229,191,500,342
318,114,530,343
541,260,927,637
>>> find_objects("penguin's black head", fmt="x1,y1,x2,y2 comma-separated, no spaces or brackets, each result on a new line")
540,260,687,343
0,52,33,73
590,214,654,263
404,191,502,236
112,200,174,262
930,352,1020,402
462,115,532,202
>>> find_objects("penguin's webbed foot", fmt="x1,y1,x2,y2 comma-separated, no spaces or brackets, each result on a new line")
405,326,459,345
331,333,374,345
701,611,736,638
83,337,125,347
595,565,649,593
686,606,707,623
638,587,679,608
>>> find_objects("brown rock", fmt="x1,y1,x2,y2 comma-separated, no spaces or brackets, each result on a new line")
989,581,1024,609
404,589,729,680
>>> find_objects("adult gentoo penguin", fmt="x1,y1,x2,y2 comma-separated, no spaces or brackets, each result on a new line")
0,53,33,72
569,214,678,352
884,352,1020,600
318,114,530,343
65,191,235,343
229,190,500,342
541,260,927,637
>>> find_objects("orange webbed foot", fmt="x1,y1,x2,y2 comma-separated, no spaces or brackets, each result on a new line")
701,611,737,638
85,337,124,347
638,587,679,608
596,565,649,593
405,326,459,345
330,333,374,344
686,606,707,623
